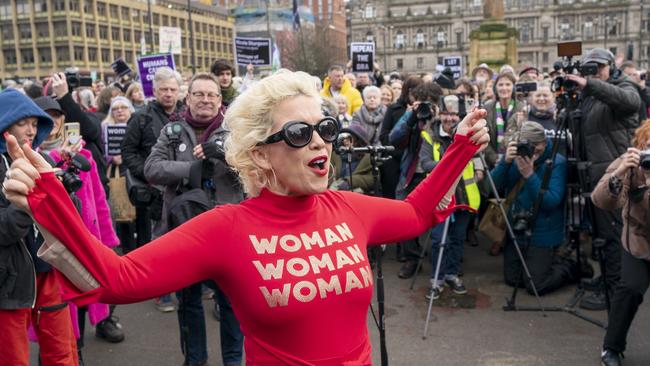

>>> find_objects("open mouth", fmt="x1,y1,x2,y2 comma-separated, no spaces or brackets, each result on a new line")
308,156,328,175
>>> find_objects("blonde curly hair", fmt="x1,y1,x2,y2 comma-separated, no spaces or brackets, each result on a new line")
224,70,320,197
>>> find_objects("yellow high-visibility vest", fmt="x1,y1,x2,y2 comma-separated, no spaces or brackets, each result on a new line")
421,130,481,210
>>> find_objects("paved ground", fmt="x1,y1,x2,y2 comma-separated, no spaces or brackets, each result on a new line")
30,241,649,365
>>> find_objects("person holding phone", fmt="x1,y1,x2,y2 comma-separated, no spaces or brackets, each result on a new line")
33,96,124,357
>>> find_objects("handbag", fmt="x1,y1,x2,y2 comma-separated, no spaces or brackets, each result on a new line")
125,168,154,207
108,165,136,222
478,178,526,244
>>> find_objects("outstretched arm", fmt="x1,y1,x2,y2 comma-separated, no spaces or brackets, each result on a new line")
2,134,228,306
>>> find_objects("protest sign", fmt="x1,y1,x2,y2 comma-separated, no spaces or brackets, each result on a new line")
235,37,272,66
159,27,182,55
350,42,375,73
137,53,175,98
443,56,463,79
105,125,127,156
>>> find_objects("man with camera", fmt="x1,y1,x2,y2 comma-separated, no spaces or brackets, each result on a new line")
144,73,244,366
491,122,577,295
564,48,642,310
591,120,650,366
419,95,483,297
389,82,443,278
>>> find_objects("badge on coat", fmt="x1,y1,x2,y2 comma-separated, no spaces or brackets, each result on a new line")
178,143,187,152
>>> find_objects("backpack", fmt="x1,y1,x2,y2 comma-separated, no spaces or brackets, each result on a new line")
167,188,212,230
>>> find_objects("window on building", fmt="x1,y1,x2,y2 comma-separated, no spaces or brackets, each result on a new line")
559,18,572,40
583,19,594,39
69,0,80,11
163,15,169,26
520,21,531,43
97,2,106,16
417,57,423,69
16,0,30,15
472,0,481,7
0,2,12,18
543,52,549,63
396,58,403,70
317,0,322,20
74,47,84,61
366,31,374,43
99,25,108,39
19,24,31,40
121,7,129,19
34,0,47,12
132,9,140,21
153,13,160,25
125,50,133,63
110,4,118,18
111,27,119,40
542,26,549,42
123,29,131,42
1,24,13,39
4,49,17,64
37,23,49,37
172,17,177,27
53,21,66,35
456,31,462,47
56,46,69,61
83,0,92,14
327,0,333,22
72,22,82,36
364,4,374,19
415,29,425,48
88,47,97,61
86,24,95,37
436,29,446,47
21,48,34,63
135,30,141,43
395,31,405,49
101,48,110,62
607,20,618,36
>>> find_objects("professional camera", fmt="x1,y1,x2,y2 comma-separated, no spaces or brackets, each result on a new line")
64,67,93,89
640,150,650,170
55,153,91,193
516,139,535,158
416,101,434,120
515,82,538,94
550,41,600,94
512,210,533,233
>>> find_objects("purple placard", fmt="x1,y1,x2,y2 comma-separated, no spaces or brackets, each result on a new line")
137,53,176,98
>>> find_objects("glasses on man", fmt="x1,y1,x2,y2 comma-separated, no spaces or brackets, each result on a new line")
191,92,221,99
258,117,339,148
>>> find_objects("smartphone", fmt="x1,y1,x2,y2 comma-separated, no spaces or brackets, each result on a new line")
63,122,81,145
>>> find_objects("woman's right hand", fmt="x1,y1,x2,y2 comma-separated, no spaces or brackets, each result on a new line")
2,133,53,214
613,148,640,178
504,141,518,163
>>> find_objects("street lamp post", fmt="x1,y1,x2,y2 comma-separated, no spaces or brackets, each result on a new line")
147,0,154,53
188,0,196,74
378,25,392,72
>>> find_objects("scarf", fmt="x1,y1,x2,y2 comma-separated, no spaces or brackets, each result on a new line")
39,135,64,154
221,85,238,105
183,105,226,143
357,105,386,145
495,100,514,156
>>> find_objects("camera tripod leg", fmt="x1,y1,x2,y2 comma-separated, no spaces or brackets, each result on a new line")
422,217,451,339
478,153,547,315
409,236,426,290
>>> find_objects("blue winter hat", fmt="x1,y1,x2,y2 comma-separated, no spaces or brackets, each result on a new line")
0,89,54,153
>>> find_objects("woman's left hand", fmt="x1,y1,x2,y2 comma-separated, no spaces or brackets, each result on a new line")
2,133,53,213
456,109,490,152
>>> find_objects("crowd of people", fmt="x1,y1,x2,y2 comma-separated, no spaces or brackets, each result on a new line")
0,49,649,366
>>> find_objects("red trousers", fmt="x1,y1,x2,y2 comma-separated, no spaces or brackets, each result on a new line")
0,271,78,366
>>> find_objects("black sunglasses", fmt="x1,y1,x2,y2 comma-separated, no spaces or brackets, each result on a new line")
259,117,340,148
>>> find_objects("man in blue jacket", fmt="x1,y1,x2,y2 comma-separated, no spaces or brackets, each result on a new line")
491,121,577,295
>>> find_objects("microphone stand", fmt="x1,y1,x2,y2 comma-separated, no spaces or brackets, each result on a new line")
336,144,394,366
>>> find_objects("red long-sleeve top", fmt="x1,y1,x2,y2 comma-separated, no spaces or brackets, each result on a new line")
28,134,479,365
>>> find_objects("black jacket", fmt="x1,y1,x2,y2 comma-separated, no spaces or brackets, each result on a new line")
121,100,184,182
0,154,37,309
576,76,641,187
57,93,109,195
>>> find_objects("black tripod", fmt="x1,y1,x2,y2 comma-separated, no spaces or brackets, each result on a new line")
338,144,395,366
500,93,606,329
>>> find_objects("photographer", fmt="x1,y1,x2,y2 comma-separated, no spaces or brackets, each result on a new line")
330,123,374,193
144,73,244,366
492,122,576,296
420,95,483,297
592,120,650,366
0,90,78,365
389,82,443,278
564,48,642,310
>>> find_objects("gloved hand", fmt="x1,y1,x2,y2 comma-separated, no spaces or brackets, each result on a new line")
201,141,225,160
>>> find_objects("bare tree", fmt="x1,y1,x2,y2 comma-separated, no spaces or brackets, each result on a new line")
276,24,343,77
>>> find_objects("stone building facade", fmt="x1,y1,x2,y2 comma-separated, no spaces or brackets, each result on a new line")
348,0,649,76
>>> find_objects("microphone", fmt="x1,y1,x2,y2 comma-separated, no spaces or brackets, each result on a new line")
69,152,91,172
